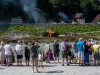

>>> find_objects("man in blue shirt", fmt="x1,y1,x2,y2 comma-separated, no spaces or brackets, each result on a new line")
77,38,84,66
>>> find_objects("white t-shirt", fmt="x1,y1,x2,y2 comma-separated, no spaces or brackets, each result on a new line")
15,44,22,55
4,44,12,55
44,44,50,53
61,41,65,51
38,54,42,61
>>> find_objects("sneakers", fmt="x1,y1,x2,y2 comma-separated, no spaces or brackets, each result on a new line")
62,63,70,66
37,71,40,73
62,64,64,66
79,63,84,66
32,71,40,73
67,63,70,66
87,64,90,66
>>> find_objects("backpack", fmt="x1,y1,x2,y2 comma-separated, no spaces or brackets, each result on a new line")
65,43,68,51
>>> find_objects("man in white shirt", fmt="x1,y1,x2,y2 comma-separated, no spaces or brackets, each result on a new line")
15,40,23,66
4,41,12,66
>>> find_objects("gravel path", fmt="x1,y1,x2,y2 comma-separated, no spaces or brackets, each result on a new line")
0,61,100,75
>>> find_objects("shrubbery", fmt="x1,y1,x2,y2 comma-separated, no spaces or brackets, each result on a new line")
51,33,59,37
41,32,59,37
6,25,100,35
41,32,49,37
1,24,100,38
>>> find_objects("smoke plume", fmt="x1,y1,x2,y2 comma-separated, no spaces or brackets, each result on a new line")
1,0,46,23
59,12,68,22
20,0,46,23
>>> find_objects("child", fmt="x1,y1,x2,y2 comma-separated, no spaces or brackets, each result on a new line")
38,50,43,67
72,52,77,63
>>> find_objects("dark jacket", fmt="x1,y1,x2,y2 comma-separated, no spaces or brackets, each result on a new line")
30,45,40,58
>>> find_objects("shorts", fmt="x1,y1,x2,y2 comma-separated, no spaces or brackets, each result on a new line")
17,54,23,59
25,53,30,60
84,53,89,63
25,56,30,60
75,52,78,57
54,52,59,58
67,51,71,56
5,55,12,58
31,57,38,66
89,50,92,55
46,52,51,59
94,52,100,60
62,51,68,59
78,51,84,58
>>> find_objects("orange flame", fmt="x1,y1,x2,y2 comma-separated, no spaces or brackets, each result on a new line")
48,28,54,37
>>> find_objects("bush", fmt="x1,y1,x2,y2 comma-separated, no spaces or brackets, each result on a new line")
41,32,49,37
52,33,59,37
41,32,59,37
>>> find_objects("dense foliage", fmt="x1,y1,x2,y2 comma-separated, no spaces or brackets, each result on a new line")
0,24,100,42
0,0,100,22
7,25,41,35
49,25,100,34
6,25,100,35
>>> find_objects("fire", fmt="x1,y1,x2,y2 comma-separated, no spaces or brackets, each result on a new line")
48,28,54,37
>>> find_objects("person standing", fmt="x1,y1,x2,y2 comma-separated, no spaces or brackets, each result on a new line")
15,40,23,66
44,42,51,63
24,42,30,66
65,39,72,65
29,42,40,73
73,41,78,60
38,51,43,67
76,38,84,66
61,40,67,66
92,41,100,66
53,40,60,63
0,41,5,66
87,39,93,62
84,41,90,66
4,41,12,66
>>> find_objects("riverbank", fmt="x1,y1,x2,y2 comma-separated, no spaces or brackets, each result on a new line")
0,61,100,75
21,35,100,43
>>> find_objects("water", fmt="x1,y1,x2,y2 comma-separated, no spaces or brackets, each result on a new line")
11,42,75,62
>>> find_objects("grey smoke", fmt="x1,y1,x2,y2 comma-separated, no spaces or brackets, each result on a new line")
20,0,46,23
1,0,46,23
59,12,68,22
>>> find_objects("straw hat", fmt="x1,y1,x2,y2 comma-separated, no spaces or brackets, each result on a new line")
79,38,83,41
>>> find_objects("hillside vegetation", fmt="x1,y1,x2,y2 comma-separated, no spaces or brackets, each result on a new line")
0,24,100,42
